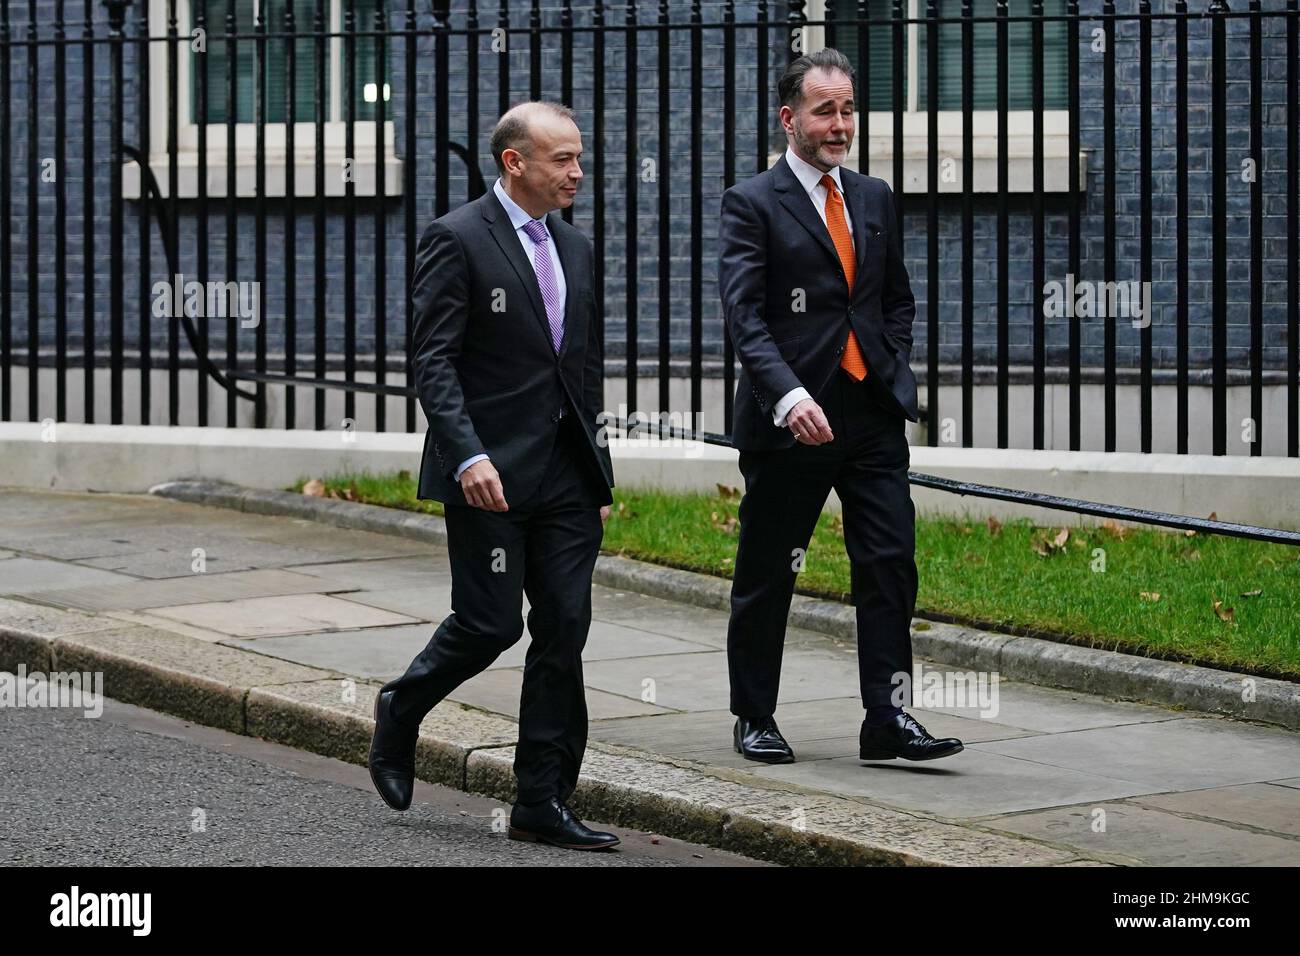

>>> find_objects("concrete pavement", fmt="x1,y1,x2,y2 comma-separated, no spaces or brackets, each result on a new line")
2,487,1298,866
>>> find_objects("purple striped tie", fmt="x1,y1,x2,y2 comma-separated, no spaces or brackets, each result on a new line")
522,218,564,353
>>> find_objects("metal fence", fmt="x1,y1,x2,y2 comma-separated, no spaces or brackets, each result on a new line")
1,1,1299,541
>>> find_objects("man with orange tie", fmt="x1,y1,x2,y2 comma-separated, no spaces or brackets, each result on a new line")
717,49,963,765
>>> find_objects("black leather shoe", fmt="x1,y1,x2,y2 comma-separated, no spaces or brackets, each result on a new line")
859,711,964,761
508,797,621,850
368,686,419,810
733,716,796,763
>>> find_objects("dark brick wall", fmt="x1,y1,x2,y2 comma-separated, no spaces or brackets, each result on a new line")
2,0,1297,381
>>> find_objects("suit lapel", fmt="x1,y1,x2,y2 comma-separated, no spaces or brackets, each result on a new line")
774,155,842,273
482,192,557,355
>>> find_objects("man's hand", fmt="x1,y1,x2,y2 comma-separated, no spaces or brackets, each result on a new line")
786,398,834,445
460,459,508,512
599,505,611,524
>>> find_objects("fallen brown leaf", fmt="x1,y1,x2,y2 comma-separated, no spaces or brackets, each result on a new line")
1100,519,1132,540
303,478,326,497
986,515,1002,536
1212,599,1236,623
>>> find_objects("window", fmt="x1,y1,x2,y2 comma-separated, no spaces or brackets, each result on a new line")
805,0,1084,193
832,0,1069,112
193,0,389,125
125,0,401,200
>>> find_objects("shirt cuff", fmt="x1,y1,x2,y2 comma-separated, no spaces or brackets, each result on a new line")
772,387,811,427
454,454,489,480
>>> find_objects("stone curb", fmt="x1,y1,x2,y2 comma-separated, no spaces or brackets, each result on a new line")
0,598,1091,867
149,479,1300,732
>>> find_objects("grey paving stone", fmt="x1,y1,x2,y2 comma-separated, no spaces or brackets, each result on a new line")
1129,783,1300,838
0,557,139,593
0,596,126,639
17,568,342,613
589,587,834,651
986,801,1300,866
744,747,1165,818
589,698,1037,757
286,555,453,591
973,716,1300,791
144,593,421,639
332,584,453,621
226,624,435,680
923,679,1188,734
581,647,863,713
448,666,675,720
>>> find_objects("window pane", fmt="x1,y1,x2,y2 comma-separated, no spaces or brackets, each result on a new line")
190,0,330,124
344,0,389,123
831,0,907,112
263,0,328,123
918,0,1070,111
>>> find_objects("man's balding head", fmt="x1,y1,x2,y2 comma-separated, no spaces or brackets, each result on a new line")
490,101,584,218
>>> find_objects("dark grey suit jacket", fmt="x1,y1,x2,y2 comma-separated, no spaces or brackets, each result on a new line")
718,154,919,451
410,189,614,506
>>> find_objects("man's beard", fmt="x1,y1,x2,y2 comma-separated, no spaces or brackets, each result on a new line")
793,122,851,169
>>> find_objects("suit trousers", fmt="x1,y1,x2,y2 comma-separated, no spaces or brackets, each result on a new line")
385,413,608,804
727,366,919,715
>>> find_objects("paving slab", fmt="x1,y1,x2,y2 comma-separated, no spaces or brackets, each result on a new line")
580,646,865,712
286,555,452,590
330,584,453,620
226,624,436,679
985,800,1300,866
16,568,343,613
973,716,1300,791
449,666,675,720
0,557,139,593
589,699,1037,757
746,747,1168,819
1128,783,1300,838
921,679,1189,734
142,593,421,638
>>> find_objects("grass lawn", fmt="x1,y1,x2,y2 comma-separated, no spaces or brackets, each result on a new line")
291,470,1300,681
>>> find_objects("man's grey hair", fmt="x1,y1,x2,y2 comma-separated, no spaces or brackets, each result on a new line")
490,101,577,173
778,47,856,108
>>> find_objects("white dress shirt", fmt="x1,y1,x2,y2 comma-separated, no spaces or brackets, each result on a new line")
770,146,856,428
454,179,569,480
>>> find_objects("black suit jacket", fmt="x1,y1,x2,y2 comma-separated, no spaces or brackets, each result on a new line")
718,154,919,451
410,189,614,506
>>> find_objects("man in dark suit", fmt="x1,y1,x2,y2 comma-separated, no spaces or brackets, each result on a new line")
718,49,963,765
367,101,620,850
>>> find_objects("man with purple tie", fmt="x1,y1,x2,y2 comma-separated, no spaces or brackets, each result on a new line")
367,102,619,850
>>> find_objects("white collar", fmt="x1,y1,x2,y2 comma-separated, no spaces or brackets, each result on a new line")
784,146,844,196
493,178,545,232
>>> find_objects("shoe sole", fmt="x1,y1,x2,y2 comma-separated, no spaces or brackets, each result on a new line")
734,741,796,764
507,827,620,850
369,690,412,812
859,743,965,761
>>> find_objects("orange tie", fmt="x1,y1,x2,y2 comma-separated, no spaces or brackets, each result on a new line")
820,174,868,381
